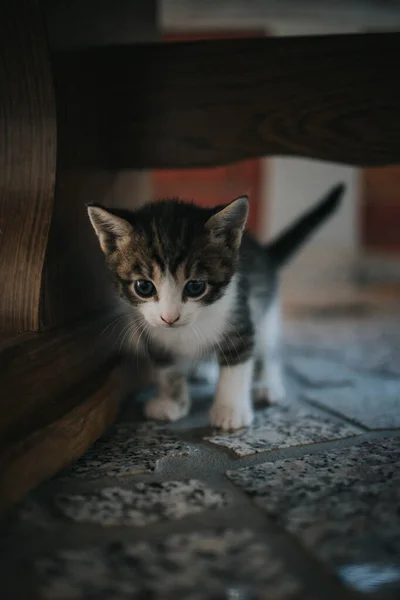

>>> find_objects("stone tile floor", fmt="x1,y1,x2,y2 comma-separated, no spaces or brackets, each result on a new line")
1,302,400,600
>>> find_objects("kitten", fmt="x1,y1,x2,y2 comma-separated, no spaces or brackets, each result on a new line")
88,183,345,430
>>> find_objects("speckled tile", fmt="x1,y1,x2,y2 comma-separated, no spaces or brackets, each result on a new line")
340,342,400,378
285,315,400,347
205,406,360,457
228,437,400,595
36,530,304,600
288,356,354,387
303,378,400,429
285,317,400,379
54,481,227,526
64,423,191,479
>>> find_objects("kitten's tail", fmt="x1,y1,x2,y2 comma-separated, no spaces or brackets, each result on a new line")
266,183,346,269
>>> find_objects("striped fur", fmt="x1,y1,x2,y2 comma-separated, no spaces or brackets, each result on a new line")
88,184,344,430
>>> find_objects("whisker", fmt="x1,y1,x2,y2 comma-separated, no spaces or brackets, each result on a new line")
119,323,135,352
211,332,229,367
135,320,149,355
220,329,240,360
127,321,145,348
120,318,146,353
115,321,135,348
191,323,206,364
226,320,246,347
101,314,127,337
196,322,210,360
143,323,152,358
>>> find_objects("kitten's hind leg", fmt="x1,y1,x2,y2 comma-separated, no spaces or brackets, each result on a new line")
189,360,219,385
254,297,286,405
145,366,190,422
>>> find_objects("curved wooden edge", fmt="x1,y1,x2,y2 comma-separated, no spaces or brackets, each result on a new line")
0,314,121,449
0,0,56,331
0,312,126,512
54,32,400,169
0,367,120,513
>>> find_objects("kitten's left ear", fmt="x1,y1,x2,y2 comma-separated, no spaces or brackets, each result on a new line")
205,195,249,248
87,204,133,254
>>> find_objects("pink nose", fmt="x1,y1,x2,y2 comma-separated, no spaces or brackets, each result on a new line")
161,315,180,326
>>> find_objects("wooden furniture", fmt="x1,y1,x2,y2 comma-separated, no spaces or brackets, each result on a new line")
153,30,266,237
1,0,400,511
361,166,400,255
0,0,156,511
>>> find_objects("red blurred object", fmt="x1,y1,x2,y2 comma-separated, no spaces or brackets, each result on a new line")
361,166,400,255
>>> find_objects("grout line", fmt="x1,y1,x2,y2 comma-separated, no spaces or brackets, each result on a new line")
35,428,400,497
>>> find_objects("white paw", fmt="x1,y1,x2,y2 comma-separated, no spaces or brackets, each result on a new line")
144,396,188,422
210,401,254,431
267,380,287,404
253,381,286,405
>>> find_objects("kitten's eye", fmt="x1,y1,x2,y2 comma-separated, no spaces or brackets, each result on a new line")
134,280,156,298
184,280,206,298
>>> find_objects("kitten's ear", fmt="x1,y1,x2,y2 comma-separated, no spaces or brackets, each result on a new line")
205,196,249,248
87,204,132,254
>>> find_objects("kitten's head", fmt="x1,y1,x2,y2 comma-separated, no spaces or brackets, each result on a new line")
87,197,248,329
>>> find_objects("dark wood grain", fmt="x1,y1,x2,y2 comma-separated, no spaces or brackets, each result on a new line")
39,170,117,329
0,313,122,511
0,0,56,331
0,367,120,512
0,314,121,451
0,0,157,512
54,32,400,169
38,0,158,330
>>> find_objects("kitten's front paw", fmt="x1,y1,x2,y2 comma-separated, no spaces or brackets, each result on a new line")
210,401,254,431
253,382,286,405
145,396,188,422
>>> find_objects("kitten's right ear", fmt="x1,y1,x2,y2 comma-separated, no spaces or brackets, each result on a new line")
87,204,132,254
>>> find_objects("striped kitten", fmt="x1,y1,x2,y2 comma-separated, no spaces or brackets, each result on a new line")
88,183,344,430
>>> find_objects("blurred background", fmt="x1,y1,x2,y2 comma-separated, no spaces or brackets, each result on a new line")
121,0,400,310
42,0,400,311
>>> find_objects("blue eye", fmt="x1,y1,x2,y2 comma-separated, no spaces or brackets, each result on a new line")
184,280,206,298
134,280,156,298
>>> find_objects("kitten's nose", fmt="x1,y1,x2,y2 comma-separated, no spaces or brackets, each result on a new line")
161,315,180,326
